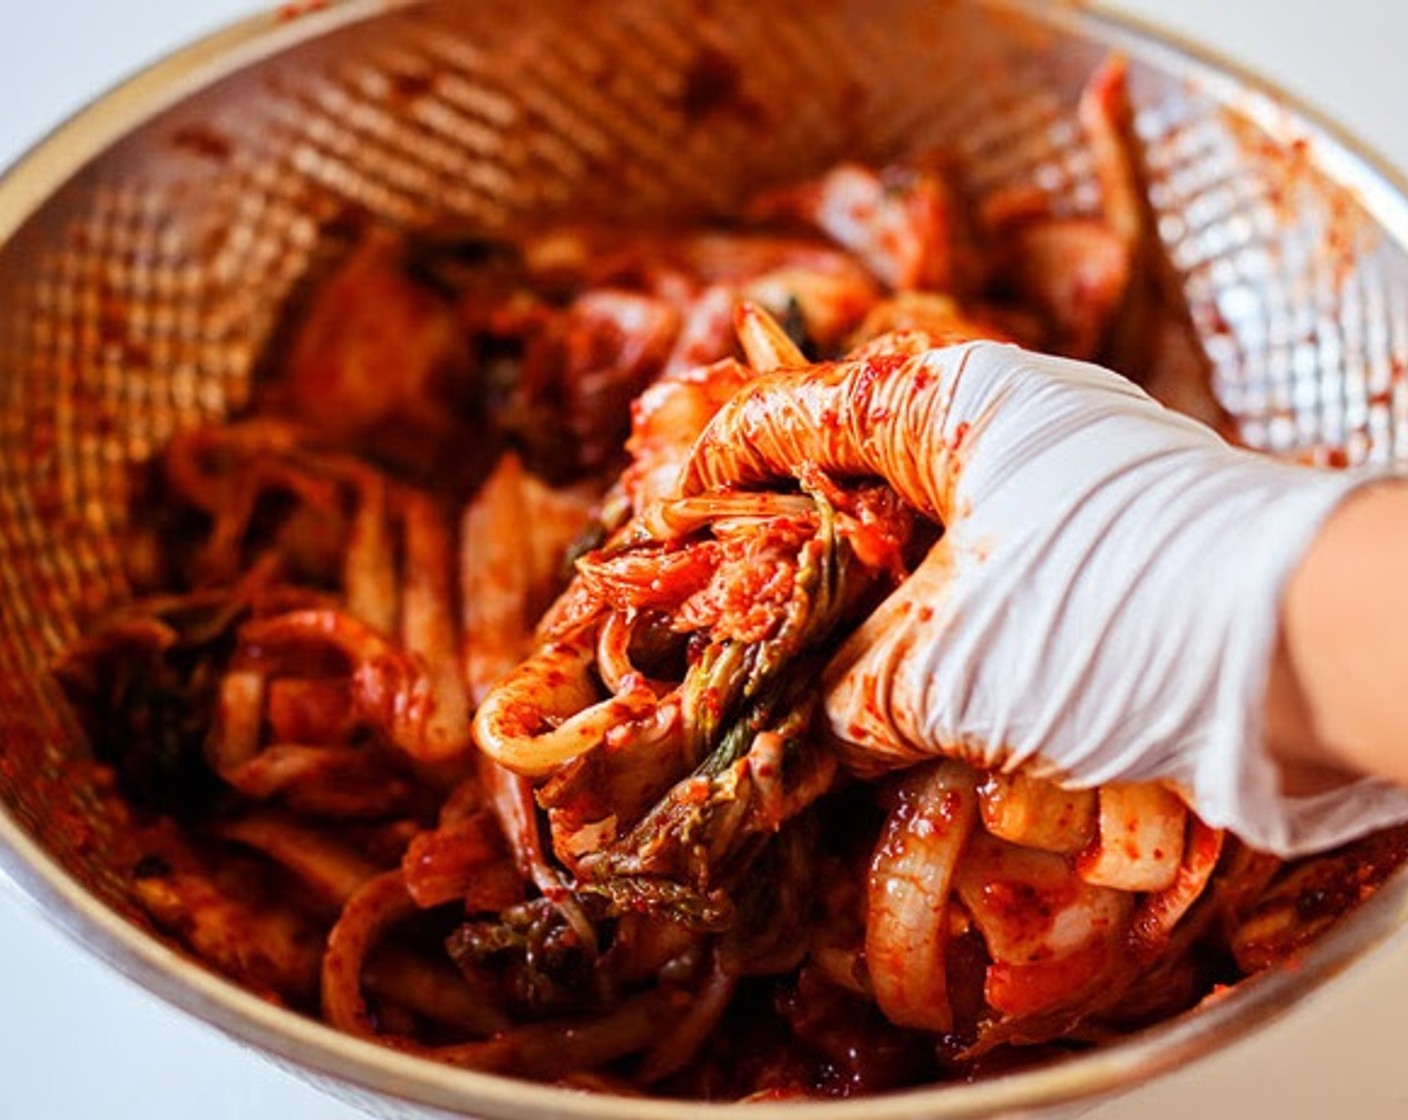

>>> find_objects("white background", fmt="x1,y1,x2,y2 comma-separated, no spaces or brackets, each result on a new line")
3,2,1408,1117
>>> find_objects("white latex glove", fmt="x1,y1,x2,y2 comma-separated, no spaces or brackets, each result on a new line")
683,340,1408,857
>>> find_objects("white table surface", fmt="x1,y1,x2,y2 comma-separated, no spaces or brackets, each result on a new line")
4,2,1408,1117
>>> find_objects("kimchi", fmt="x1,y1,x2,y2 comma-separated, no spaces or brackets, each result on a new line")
54,58,1408,1100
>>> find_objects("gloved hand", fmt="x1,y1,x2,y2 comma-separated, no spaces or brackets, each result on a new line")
681,340,1408,856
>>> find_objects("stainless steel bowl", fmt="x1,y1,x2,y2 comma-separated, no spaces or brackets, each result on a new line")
3,2,1408,1117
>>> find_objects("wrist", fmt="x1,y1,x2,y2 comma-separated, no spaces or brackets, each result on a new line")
993,446,1384,855
1275,479,1408,787
1179,464,1408,855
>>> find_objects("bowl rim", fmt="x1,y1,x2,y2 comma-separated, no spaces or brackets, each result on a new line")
4,1,1408,1116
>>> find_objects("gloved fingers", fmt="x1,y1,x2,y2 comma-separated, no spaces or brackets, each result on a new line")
680,344,985,522
821,538,972,775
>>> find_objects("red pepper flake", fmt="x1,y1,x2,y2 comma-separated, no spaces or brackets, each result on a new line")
171,124,233,162
678,46,742,122
277,0,331,22
863,353,908,380
388,70,435,104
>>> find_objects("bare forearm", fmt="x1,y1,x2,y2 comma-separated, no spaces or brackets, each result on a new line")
1269,481,1408,791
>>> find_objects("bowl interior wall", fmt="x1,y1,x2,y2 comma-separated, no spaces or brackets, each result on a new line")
0,0,1405,1109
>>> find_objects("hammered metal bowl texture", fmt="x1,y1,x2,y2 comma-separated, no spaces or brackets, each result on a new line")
0,0,1405,1114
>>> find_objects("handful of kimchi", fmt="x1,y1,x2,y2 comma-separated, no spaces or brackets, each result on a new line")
54,59,1408,1100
